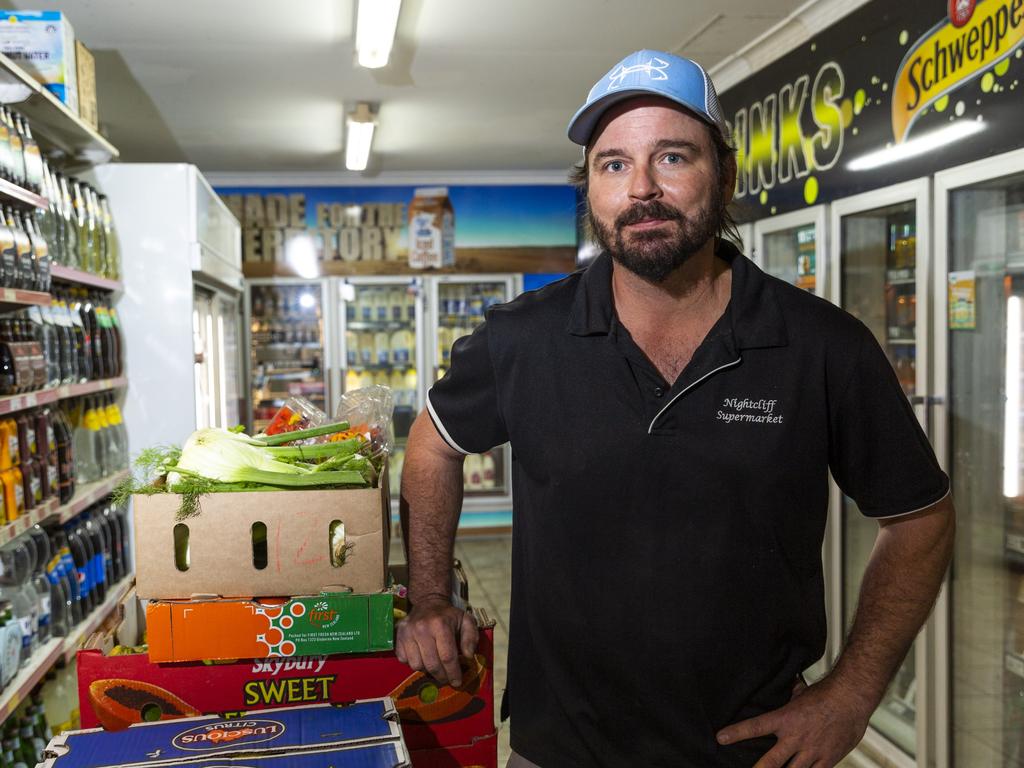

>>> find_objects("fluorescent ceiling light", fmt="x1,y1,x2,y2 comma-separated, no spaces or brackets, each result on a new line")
356,0,402,69
345,103,377,172
847,121,985,171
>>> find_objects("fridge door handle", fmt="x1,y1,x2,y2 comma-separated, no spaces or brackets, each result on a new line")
908,395,944,437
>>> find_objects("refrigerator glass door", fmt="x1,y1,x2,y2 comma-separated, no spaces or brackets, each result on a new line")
194,289,216,430
945,169,1024,767
433,277,513,500
216,292,243,428
248,281,327,433
837,198,922,757
339,278,422,496
754,206,827,296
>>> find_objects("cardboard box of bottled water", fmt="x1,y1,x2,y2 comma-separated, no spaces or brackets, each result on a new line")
0,10,79,114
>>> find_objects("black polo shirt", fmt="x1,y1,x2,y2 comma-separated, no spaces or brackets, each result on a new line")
426,241,948,768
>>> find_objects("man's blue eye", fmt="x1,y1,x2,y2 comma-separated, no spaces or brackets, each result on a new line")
664,154,682,164
607,161,624,172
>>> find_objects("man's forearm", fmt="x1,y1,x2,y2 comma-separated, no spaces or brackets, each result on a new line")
829,498,955,713
400,415,466,607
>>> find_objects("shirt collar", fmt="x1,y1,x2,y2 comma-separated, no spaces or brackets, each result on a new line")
566,240,788,350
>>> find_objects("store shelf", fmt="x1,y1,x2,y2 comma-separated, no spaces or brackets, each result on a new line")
1007,652,1024,681
0,637,62,722
887,338,916,346
0,288,50,313
60,577,132,664
49,470,130,525
49,265,123,292
0,53,118,166
0,177,46,210
0,377,128,417
0,469,129,543
347,321,414,331
0,576,132,723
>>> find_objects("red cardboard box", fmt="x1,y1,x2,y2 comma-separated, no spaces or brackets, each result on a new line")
77,624,495,763
412,730,498,767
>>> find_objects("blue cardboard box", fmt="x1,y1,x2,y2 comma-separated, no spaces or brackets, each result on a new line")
39,699,409,768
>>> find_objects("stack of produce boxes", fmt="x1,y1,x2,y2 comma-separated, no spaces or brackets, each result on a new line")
68,395,498,767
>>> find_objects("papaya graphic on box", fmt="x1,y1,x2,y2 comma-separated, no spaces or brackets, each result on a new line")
389,654,487,724
88,679,201,731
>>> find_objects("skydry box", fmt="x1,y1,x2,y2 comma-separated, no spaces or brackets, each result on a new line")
133,471,390,599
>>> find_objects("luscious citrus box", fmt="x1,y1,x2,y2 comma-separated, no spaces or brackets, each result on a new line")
40,699,410,768
146,592,394,663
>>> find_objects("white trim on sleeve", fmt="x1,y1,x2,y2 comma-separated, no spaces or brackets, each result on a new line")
871,487,952,520
425,391,472,455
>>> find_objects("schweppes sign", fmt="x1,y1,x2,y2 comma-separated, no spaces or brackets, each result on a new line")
892,0,1024,141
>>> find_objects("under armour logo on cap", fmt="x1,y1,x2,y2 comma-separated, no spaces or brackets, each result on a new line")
568,49,727,146
606,56,671,90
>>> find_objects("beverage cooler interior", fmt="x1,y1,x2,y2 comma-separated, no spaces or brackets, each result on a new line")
247,281,326,434
946,169,1024,767
339,277,421,496
430,276,516,504
837,198,921,756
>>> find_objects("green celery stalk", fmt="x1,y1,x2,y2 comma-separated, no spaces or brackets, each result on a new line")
255,422,352,446
263,437,362,461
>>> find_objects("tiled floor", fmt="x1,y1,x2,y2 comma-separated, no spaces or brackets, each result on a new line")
401,534,862,768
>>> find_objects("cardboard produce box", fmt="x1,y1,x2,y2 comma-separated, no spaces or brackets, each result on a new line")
133,471,390,599
146,591,395,662
40,699,410,768
0,10,78,113
75,39,96,128
77,593,496,764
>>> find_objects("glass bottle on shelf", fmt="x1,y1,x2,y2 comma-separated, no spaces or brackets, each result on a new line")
85,186,105,277
17,116,42,195
57,174,78,270
98,195,118,280
4,108,25,189
0,106,12,183
71,181,90,274
21,210,50,292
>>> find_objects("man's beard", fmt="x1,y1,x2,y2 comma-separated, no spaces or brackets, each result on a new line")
589,194,722,283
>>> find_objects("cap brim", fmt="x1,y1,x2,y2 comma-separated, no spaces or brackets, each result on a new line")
566,87,716,146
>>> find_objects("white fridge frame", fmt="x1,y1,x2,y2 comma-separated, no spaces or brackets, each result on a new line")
932,146,1024,768
828,178,933,768
243,276,334,432
426,273,520,512
753,204,829,298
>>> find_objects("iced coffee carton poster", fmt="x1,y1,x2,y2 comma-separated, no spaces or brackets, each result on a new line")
217,184,577,277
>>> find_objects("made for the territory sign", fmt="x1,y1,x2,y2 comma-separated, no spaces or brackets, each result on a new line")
720,0,1024,222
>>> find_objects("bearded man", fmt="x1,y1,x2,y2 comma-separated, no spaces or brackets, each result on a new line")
395,50,954,768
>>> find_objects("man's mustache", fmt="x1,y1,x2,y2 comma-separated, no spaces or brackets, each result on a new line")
615,201,685,229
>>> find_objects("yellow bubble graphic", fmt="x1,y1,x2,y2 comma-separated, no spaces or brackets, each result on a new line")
811,43,817,52
759,190,768,205
899,30,909,45
995,58,1010,76
955,100,965,116
771,206,778,215
981,72,995,92
853,89,866,114
841,98,854,126
804,176,819,206
871,76,880,85
852,127,859,135
1018,49,1023,58
934,95,949,112
882,82,889,92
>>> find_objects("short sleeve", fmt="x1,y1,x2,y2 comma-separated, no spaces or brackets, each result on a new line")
829,328,949,518
426,321,508,455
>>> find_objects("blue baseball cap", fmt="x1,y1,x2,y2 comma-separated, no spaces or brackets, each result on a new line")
567,50,728,146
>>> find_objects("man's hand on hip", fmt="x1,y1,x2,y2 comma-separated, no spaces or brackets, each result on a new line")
715,676,872,768
395,599,479,687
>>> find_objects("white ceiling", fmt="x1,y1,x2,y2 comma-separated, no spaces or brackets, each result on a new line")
11,0,817,176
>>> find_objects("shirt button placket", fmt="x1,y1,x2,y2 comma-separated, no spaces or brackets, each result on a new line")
653,387,664,398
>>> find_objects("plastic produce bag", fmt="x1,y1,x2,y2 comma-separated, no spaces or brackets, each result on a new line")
262,396,326,438
334,385,394,458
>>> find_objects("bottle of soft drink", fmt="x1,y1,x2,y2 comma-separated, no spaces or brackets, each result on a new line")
83,511,107,603
62,522,93,617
